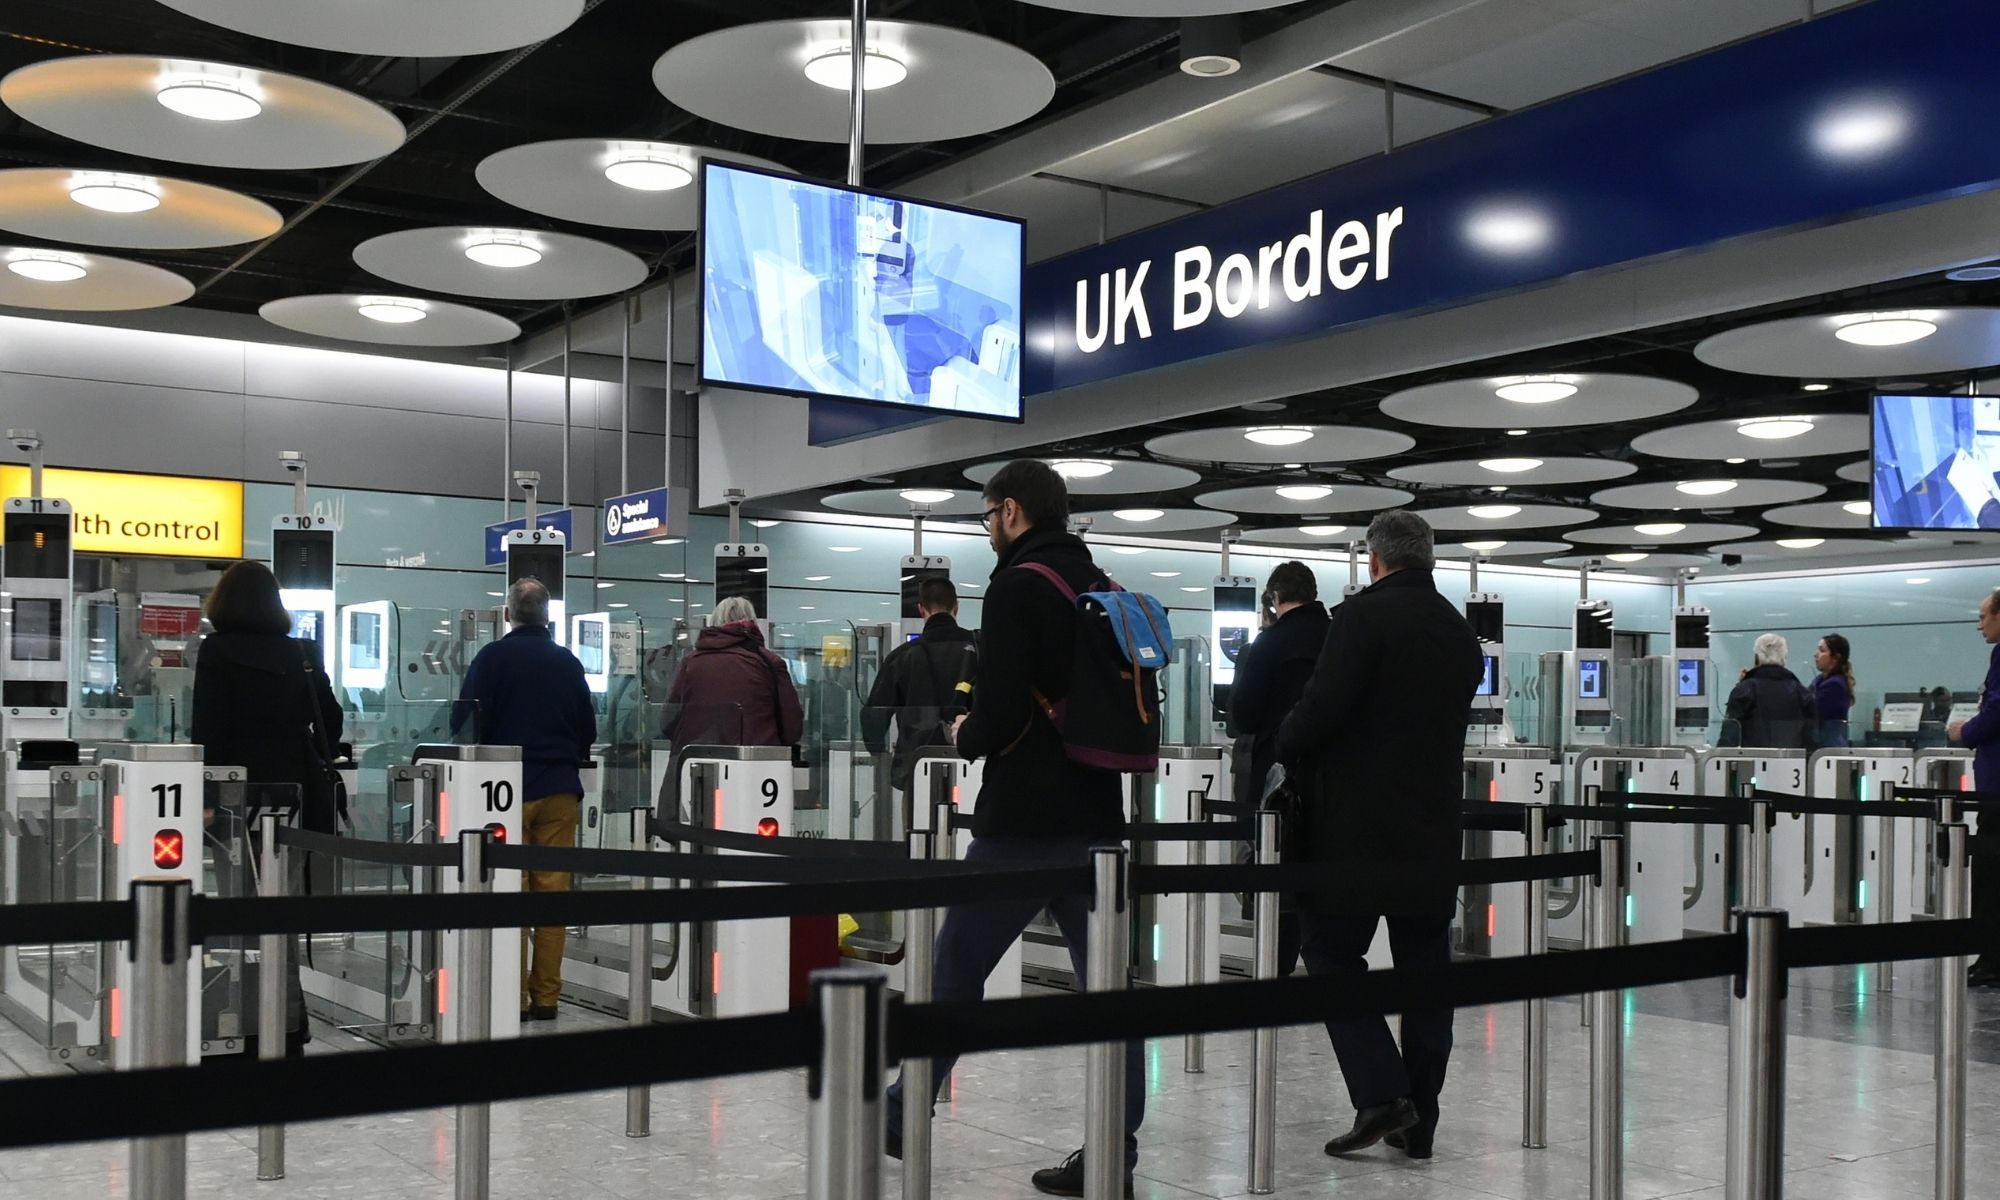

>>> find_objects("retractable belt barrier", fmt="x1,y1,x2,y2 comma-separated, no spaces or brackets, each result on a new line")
652,818,908,860
941,811,1250,842
1131,849,1601,899
486,840,997,884
1888,784,1996,809
1748,789,1942,821
276,825,459,868
1200,799,1255,818
0,900,131,948
1540,803,1751,827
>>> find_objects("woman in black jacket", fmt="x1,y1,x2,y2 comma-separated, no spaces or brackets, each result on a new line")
1722,633,1817,749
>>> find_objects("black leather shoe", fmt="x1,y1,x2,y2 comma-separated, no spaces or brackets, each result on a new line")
885,1123,902,1161
1968,960,2000,987
1324,1098,1419,1157
1030,1149,1133,1198
521,1005,558,1021
1382,1129,1434,1159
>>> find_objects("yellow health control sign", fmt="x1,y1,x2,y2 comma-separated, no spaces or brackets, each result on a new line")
0,466,244,558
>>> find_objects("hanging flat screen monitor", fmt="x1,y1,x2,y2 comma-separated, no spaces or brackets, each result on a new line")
699,161,1025,422
1870,393,2000,530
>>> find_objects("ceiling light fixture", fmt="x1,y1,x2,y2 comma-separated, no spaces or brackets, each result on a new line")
749,519,781,528
1775,538,1824,550
1802,382,1831,392
1633,522,1686,536
1506,429,1529,437
603,152,693,191
1907,576,1932,585
1478,458,1543,474
1276,485,1332,502
1737,416,1816,440
1049,459,1113,479
156,77,262,122
1675,480,1739,497
1150,571,1180,578
1843,500,1872,516
1947,266,2000,282
804,46,909,91
356,297,427,324
6,252,86,283
68,173,161,213
1494,376,1579,404
1468,504,1520,519
1243,426,1314,446
805,575,831,582
1607,552,1650,563
1832,311,1938,346
828,545,861,553
464,233,542,269
1113,508,1165,522
1726,457,1747,465
899,489,954,504
1463,540,1507,552
1111,547,1148,556
1300,525,1346,537
1181,586,1205,593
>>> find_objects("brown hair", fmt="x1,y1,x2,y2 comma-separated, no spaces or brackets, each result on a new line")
205,560,293,636
1820,632,1855,703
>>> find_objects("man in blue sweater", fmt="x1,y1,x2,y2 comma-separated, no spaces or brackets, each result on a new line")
452,576,597,1019
1948,588,2000,985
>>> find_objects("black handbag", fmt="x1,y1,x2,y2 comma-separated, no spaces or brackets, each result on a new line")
292,641,345,832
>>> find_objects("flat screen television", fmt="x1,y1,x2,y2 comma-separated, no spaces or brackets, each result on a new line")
1871,393,2000,530
699,160,1025,421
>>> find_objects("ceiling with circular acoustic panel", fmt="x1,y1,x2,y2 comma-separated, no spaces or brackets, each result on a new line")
1196,484,1411,516
1237,525,1365,547
259,294,520,347
1378,373,1698,429
1693,307,2000,378
0,168,280,249
962,458,1201,494
1388,456,1636,487
1588,478,1826,510
0,56,405,171
819,488,986,517
1836,460,1871,485
1435,540,1574,559
1018,0,1299,13
1712,537,1903,560
352,226,648,301
1546,552,1712,569
152,0,587,57
1565,521,1760,546
1077,507,1235,534
653,20,1056,144
1762,499,1876,531
1406,504,1596,532
476,140,789,231
1145,424,1414,465
0,246,191,311
1627,413,1867,461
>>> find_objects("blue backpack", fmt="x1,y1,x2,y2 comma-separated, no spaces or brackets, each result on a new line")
1015,562,1175,772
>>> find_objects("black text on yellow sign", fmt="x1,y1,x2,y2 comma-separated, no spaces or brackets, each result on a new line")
0,466,244,558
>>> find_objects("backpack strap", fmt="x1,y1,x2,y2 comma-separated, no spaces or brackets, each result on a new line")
1013,560,1079,604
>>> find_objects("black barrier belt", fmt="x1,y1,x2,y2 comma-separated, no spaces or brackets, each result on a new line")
487,840,994,884
1457,849,1601,886
652,819,907,861
1887,784,1995,808
1131,850,1600,899
1578,789,1740,811
191,865,1092,939
894,933,1743,1063
0,900,131,948
1201,799,1254,818
0,1008,816,1150
1461,810,1572,833
1782,917,1983,969
1748,791,1939,820
275,826,459,868
1126,821,1251,842
1540,804,1748,827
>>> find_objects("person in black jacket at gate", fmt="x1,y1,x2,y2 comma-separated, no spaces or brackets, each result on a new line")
882,459,1144,1198
1277,510,1482,1162
861,576,978,798
1720,633,1817,749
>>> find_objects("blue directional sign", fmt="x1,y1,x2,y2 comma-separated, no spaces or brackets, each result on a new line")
601,487,672,546
483,509,573,567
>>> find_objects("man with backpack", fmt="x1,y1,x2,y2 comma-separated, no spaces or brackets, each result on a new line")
861,576,979,796
884,458,1149,1198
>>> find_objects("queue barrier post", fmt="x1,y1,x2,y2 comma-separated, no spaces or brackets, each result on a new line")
1935,824,1970,1200
1726,908,1786,1200
626,809,653,1139
807,967,888,1200
1744,799,1774,913
1588,835,1624,1200
1084,845,1131,1200
130,877,193,1200
255,812,288,1179
1185,821,1207,1076
1522,805,1549,1150
1247,810,1281,1195
454,830,494,1200
900,816,939,1200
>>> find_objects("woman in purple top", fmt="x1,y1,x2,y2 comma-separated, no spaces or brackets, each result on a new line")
1812,633,1854,749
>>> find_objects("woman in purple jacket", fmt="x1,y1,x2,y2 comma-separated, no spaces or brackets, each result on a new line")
1811,633,1854,749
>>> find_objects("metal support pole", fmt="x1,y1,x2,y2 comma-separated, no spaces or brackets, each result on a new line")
561,308,573,511
256,813,288,1179
620,295,632,496
130,878,193,1200
503,346,514,522
901,826,937,1200
1726,909,1787,1200
626,810,653,1139
1588,835,1624,1200
1745,800,1774,911
1248,811,1280,1194
847,0,867,186
1085,846,1130,1200
1522,805,1549,1149
807,968,887,1200
455,831,493,1200
1878,815,1897,992
1184,822,1207,1074
663,274,675,499
1936,824,1970,1200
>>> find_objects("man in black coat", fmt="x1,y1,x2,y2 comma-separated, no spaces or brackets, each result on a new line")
861,576,979,795
1278,510,1482,1161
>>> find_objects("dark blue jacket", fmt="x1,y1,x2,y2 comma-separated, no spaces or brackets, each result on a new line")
452,626,597,800
1956,643,2000,790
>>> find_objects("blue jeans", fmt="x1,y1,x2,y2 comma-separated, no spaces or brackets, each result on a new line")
886,833,1145,1167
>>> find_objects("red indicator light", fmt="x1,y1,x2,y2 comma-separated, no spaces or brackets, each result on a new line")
151,831,184,870
110,987,122,1040
951,785,961,807
1487,779,1499,804
438,967,449,1015
484,822,508,843
112,795,124,845
1487,904,1497,939
1962,774,1973,792
712,951,722,995
713,788,724,830
756,817,780,838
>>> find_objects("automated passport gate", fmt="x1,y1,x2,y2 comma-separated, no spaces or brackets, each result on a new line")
1136,746,1225,990
1807,749,1913,927
1694,751,1805,934
1905,749,1975,920
414,745,522,1044
898,751,1019,999
1461,747,1559,958
651,742,793,1018
1558,748,1695,947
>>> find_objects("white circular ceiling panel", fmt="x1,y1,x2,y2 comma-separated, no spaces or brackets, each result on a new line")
1693,308,2000,378
1761,500,1875,531
1077,508,1235,534
1435,540,1574,559
1546,552,1712,569
1836,460,1871,484
1588,478,1825,510
1406,504,1596,532
0,168,280,249
1236,525,1366,547
260,294,520,347
962,459,1200,494
1388,456,1636,487
1144,424,1414,465
1196,484,1411,516
1565,522,1760,547
1,56,405,170
819,488,986,517
152,0,586,56
476,141,789,231
1712,538,1902,560
1018,1,1298,13
0,246,191,311
1628,414,1867,461
653,20,1055,145
1379,373,1698,430
353,226,647,301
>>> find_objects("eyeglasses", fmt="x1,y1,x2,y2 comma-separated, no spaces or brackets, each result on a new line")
979,504,1004,530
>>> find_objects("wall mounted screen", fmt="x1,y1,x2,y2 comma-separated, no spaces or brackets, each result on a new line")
700,161,1025,421
1871,394,2000,530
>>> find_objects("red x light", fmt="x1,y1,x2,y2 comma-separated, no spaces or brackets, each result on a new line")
484,822,508,843
152,830,184,870
756,817,780,838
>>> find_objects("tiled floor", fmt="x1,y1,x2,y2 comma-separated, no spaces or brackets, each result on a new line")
1,963,1995,1199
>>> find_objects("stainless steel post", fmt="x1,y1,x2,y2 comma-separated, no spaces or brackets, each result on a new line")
662,274,675,498
256,813,288,1179
1522,805,1549,1149
561,307,573,511
1185,823,1207,1075
503,345,514,521
1935,823,1970,1200
1878,814,1897,992
1588,836,1624,1200
1726,908,1787,1200
1248,810,1280,1194
847,0,867,187
455,831,493,1200
130,878,193,1200
620,295,632,496
807,968,887,1200
626,810,653,1139
1745,800,1774,911
901,824,937,1200
1085,846,1130,1200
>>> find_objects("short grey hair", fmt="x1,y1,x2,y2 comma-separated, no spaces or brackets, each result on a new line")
711,595,758,626
1367,510,1435,572
1753,632,1788,667
508,576,550,628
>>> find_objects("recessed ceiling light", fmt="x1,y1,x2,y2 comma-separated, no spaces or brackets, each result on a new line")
1907,576,1931,585
68,173,160,213
1832,312,1938,346
1775,538,1824,550
596,581,615,588
1843,500,1872,516
1607,552,1649,563
1463,540,1507,551
1283,463,1303,470
1494,376,1579,404
1465,206,1552,255
608,602,629,609
899,489,954,504
804,47,909,91
798,605,815,611
1111,547,1148,556
156,77,262,122
828,545,861,553
603,152,692,191
1150,571,1180,578
805,575,831,581
356,297,427,324
657,572,685,579
1300,524,1346,537
1801,382,1831,392
6,252,86,283
580,550,597,558
1676,480,1739,497
747,519,781,529
1489,486,1508,494
486,591,505,598
1180,586,1205,593
1811,101,1910,160
1506,429,1529,437
1479,458,1543,473
1737,416,1815,440
1725,457,1747,465
1634,522,1686,536
1244,426,1314,446
1050,459,1113,479
1468,504,1520,519
464,233,542,269
1113,508,1164,522
1947,266,2000,282
1276,485,1332,502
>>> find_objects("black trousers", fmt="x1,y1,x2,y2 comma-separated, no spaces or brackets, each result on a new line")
1298,912,1454,1136
1975,833,2000,959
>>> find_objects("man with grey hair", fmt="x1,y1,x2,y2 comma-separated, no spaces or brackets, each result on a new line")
453,574,597,1021
1277,509,1481,1160
1720,632,1814,749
